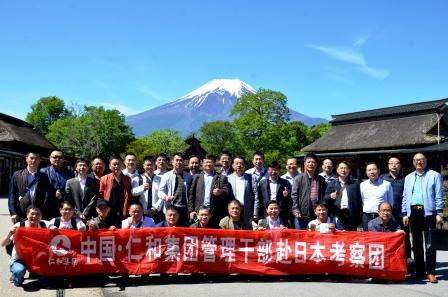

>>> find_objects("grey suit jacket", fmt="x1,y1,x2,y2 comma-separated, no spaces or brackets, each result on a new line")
65,176,99,219
227,173,258,223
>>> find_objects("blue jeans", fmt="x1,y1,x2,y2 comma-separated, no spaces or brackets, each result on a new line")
10,260,26,286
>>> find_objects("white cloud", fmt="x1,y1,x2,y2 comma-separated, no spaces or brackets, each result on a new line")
307,37,390,81
99,102,140,116
353,34,371,48
308,45,366,66
357,66,390,81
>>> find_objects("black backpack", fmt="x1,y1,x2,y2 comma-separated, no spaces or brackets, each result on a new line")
54,217,77,230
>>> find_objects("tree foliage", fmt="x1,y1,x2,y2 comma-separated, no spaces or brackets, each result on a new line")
308,123,331,143
46,106,134,159
26,96,71,136
125,129,185,169
229,89,290,156
198,121,238,156
194,89,332,166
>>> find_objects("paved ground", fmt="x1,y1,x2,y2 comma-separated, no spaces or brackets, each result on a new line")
0,196,447,296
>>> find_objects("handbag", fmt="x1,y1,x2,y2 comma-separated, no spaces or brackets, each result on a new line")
427,223,448,251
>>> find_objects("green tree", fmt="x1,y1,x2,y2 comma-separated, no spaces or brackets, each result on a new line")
124,129,184,170
46,106,134,159
198,121,238,156
230,89,290,157
124,138,156,169
26,96,71,136
141,129,185,156
308,123,331,143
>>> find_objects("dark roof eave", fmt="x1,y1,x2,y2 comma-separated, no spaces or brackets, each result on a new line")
299,147,430,157
331,98,448,124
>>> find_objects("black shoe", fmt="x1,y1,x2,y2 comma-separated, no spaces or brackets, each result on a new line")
28,272,39,279
414,271,426,278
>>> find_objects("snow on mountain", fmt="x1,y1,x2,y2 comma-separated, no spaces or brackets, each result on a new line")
166,78,256,110
177,78,256,101
126,79,327,136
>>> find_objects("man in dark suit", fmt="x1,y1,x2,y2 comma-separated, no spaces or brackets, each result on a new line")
8,151,48,223
188,154,230,227
257,161,292,227
40,150,75,219
65,158,99,221
292,153,326,229
324,161,362,231
227,156,257,227
219,151,234,176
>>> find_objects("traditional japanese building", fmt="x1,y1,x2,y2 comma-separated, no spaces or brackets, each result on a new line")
184,135,207,159
302,98,448,178
0,112,57,193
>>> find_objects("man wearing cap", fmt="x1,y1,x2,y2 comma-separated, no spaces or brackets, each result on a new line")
87,200,119,230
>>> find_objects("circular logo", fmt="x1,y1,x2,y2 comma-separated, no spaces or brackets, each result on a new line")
49,235,71,256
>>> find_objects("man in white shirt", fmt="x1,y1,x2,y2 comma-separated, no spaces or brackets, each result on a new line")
281,156,300,187
122,152,139,179
65,158,99,221
360,162,394,230
258,161,291,226
245,151,269,181
121,202,155,228
1,206,48,287
307,201,343,231
154,153,169,176
189,154,230,227
9,151,48,223
131,156,159,218
219,151,233,176
319,158,338,184
227,156,258,227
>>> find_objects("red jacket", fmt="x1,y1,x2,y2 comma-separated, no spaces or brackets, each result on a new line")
99,173,132,217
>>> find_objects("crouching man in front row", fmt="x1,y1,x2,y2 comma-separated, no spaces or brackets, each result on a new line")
1,206,48,287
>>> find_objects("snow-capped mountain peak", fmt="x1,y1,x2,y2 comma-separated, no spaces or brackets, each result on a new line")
178,78,256,101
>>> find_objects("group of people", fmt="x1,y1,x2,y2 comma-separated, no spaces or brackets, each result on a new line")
2,149,445,286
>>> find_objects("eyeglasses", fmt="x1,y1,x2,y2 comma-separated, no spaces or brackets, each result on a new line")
380,209,392,213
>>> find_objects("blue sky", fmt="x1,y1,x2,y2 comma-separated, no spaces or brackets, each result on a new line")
1,0,447,121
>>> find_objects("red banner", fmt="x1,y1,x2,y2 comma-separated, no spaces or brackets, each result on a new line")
14,228,406,280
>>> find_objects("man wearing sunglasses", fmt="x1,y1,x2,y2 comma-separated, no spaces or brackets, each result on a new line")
40,150,75,219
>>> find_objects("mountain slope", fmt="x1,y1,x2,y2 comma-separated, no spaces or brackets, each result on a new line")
127,79,327,136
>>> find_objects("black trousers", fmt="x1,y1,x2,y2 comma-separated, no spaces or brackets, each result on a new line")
409,207,437,274
338,208,358,231
362,212,378,231
394,214,412,259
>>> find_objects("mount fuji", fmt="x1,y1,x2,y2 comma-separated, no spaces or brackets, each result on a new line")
126,79,327,137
